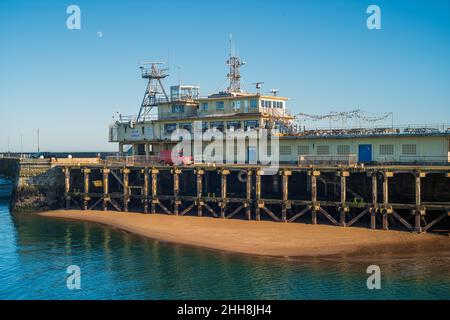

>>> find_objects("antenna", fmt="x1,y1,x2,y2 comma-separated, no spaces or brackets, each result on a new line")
226,36,245,93
37,129,40,153
270,89,279,96
252,82,264,93
136,62,169,122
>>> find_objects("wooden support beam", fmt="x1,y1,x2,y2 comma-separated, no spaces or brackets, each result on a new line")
172,168,181,216
255,171,262,221
261,206,281,222
203,202,218,218
180,202,196,216
339,172,348,226
245,170,252,220
347,208,370,227
392,210,413,231
220,170,229,218
414,171,424,233
310,171,319,225
381,171,390,230
196,170,203,217
143,169,149,214
82,168,91,210
151,169,158,214
423,211,449,232
281,170,291,222
110,170,124,187
288,206,309,222
64,168,71,209
371,173,378,229
122,168,130,212
102,168,110,211
226,205,244,219
318,207,338,225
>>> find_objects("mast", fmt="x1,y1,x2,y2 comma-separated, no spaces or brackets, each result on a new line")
226,37,245,93
136,62,169,123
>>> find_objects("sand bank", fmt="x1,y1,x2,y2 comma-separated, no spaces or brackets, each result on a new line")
37,210,448,257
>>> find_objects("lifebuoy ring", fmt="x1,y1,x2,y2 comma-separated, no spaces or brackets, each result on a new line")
237,170,247,183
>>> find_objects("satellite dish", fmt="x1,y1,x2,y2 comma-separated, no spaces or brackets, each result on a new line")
252,82,264,90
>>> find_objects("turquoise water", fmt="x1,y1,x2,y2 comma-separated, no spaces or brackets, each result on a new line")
0,183,449,299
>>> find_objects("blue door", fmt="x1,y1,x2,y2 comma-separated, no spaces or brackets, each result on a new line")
358,144,372,163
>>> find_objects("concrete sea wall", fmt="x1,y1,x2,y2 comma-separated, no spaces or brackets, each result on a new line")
0,158,65,212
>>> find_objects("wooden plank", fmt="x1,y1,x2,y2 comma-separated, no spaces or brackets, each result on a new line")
318,207,338,225
423,212,448,232
181,202,196,216
392,211,413,231
88,197,103,211
288,207,309,222
157,201,173,215
203,202,219,218
347,208,369,227
226,205,243,219
261,206,281,222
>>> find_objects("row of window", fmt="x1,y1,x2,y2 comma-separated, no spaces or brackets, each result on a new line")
199,99,282,113
279,144,418,156
261,100,284,109
164,120,260,134
380,144,417,155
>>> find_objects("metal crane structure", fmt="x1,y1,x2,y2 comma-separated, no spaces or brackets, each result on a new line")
136,62,169,122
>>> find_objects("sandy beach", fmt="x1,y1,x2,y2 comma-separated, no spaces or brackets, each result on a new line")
36,210,449,257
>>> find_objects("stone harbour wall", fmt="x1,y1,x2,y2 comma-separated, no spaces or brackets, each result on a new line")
0,158,65,212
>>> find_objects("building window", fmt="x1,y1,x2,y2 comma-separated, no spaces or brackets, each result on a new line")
243,100,249,112
402,144,417,155
233,100,241,112
179,123,192,133
227,121,241,130
380,144,394,155
317,145,330,155
337,145,350,155
210,121,224,131
244,120,259,130
171,105,185,113
164,123,177,134
297,145,309,155
250,99,257,108
216,101,224,111
280,145,292,155
201,102,208,112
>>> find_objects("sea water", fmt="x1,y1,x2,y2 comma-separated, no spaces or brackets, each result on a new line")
0,179,449,299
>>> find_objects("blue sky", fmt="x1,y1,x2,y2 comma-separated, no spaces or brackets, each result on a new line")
0,0,449,152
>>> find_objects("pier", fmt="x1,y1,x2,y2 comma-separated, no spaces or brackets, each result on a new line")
56,158,450,234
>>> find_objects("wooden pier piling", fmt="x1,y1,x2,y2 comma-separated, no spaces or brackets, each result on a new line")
58,163,450,234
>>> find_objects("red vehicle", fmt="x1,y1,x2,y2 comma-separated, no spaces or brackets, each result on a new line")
158,150,192,166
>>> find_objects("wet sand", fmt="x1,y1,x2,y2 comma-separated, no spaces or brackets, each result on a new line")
37,210,450,257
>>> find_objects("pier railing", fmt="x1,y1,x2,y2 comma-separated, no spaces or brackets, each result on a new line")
289,123,450,137
298,155,357,166
398,155,450,164
105,155,159,166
